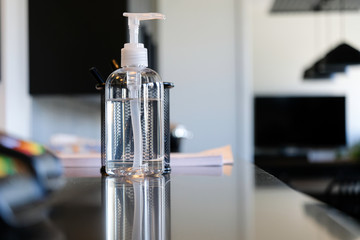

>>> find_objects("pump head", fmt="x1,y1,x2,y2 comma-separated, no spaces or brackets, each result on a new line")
121,12,166,67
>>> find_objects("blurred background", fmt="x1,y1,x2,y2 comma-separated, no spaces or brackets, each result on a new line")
1,0,360,164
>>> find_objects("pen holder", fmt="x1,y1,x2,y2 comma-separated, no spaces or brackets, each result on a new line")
163,82,174,173
96,83,106,175
97,82,174,175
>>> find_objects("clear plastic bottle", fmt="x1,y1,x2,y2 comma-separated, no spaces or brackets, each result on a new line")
105,13,165,176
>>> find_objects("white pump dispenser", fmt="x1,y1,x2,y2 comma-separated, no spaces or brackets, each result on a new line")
121,13,165,67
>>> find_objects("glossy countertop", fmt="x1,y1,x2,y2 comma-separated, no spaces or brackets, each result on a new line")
4,162,360,240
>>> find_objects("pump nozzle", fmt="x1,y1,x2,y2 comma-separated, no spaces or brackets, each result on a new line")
124,13,165,45
121,12,166,67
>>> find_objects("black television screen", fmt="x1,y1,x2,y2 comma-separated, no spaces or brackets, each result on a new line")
254,96,346,148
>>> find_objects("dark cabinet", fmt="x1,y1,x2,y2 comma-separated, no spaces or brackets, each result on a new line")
29,0,127,94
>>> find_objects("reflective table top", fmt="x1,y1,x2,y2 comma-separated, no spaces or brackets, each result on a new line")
4,162,360,240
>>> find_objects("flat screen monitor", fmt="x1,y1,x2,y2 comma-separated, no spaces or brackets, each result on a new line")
254,96,346,149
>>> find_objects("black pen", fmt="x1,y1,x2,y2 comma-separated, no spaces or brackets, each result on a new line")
89,67,105,84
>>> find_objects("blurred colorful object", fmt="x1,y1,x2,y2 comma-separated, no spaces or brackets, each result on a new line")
0,156,17,177
0,133,45,157
0,154,30,178
0,156,18,177
0,132,64,227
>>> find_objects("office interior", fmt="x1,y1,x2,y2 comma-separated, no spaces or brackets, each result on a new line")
2,0,360,238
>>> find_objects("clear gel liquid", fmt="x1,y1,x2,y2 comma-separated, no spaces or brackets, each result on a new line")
106,98,164,176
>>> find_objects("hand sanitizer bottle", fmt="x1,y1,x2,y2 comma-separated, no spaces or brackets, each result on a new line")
105,13,166,177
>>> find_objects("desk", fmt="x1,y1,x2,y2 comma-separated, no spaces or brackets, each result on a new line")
3,162,360,240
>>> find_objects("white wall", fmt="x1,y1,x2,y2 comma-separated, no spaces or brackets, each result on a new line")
0,0,31,139
31,96,101,143
157,0,253,160
235,0,253,161
253,0,360,146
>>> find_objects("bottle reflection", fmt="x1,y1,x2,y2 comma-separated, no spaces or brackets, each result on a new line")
105,175,170,240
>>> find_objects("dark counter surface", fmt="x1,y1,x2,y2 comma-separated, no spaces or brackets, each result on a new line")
3,162,360,240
